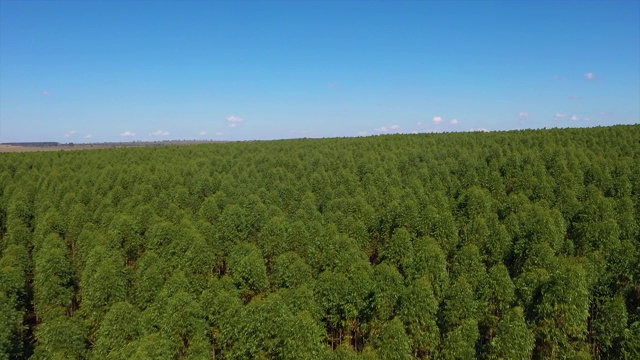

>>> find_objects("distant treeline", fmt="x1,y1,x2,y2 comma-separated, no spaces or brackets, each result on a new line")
1,125,639,359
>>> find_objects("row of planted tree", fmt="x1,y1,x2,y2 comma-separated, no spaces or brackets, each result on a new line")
1,125,639,359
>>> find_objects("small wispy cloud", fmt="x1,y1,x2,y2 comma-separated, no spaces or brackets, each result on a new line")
570,115,580,121
85,134,93,138
432,116,444,124
226,115,244,128
584,72,597,80
42,90,51,96
150,129,170,137
518,112,530,120
357,131,368,136
120,131,136,137
450,119,459,125
64,130,76,137
375,124,400,132
199,130,207,136
226,115,244,122
554,113,568,120
215,132,224,136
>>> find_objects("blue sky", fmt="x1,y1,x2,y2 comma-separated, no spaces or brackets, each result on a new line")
1,0,638,142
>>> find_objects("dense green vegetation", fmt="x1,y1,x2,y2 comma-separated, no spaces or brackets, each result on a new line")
1,125,639,359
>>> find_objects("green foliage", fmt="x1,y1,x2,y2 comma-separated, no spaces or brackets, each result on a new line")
33,233,74,320
315,269,372,331
620,321,640,359
0,293,24,359
398,276,440,358
0,244,29,307
487,306,534,359
373,317,411,360
593,295,628,357
126,332,179,360
1,125,639,358
258,216,292,266
273,251,313,289
406,236,449,300
439,278,478,332
485,263,516,318
229,242,269,298
381,227,413,275
372,263,404,321
224,292,326,359
533,258,590,358
450,244,487,298
439,318,479,360
32,315,86,360
79,245,127,330
91,301,140,359
132,251,168,308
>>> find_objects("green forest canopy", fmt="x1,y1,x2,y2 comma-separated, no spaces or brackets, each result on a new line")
1,125,639,359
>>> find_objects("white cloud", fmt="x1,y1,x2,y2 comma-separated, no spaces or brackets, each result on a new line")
85,134,93,138
432,116,443,124
554,113,568,120
199,130,207,136
375,124,400,132
450,119,459,125
416,121,423,126
226,115,244,122
64,130,77,137
120,131,136,137
570,115,580,121
228,123,237,128
42,90,51,96
215,132,224,136
150,129,170,137
517,112,530,119
584,72,596,80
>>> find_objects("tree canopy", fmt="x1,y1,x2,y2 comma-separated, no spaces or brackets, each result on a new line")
1,125,639,358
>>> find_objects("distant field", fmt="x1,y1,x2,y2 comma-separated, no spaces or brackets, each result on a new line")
0,145,83,153
0,140,227,153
